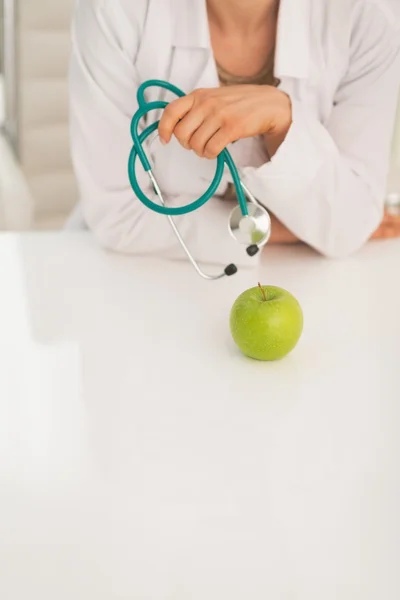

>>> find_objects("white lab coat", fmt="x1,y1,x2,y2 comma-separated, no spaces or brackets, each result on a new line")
69,0,400,266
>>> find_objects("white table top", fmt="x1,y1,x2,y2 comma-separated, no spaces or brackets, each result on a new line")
1,232,400,600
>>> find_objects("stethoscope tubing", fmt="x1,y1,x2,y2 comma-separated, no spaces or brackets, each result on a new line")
128,79,249,217
128,79,270,279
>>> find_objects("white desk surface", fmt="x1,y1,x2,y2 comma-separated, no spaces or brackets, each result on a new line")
1,232,400,600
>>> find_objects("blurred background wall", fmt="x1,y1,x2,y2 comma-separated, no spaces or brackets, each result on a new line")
0,0,399,232
1,0,77,230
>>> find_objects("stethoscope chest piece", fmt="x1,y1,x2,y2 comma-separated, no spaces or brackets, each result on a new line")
229,202,271,248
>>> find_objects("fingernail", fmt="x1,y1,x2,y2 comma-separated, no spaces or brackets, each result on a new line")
159,137,167,145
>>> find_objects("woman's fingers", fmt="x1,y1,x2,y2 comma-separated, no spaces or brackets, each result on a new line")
188,118,223,156
158,95,196,143
173,109,207,149
371,212,400,239
158,92,228,156
157,85,292,156
158,91,223,152
384,215,400,237
165,110,236,158
204,128,235,159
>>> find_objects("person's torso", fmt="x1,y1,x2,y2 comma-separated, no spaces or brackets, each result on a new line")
124,0,398,197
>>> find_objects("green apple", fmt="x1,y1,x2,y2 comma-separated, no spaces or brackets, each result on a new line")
230,284,303,361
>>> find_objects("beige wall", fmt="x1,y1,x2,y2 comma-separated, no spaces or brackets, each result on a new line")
0,2,3,69
392,93,400,169
16,0,77,228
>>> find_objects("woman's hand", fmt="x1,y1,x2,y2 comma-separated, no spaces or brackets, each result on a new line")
265,211,400,247
371,211,400,240
269,211,400,246
268,214,299,244
158,85,292,159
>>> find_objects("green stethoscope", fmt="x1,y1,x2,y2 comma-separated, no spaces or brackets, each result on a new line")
128,80,271,279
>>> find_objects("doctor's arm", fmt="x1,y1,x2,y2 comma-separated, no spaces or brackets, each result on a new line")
244,7,400,257
69,0,254,268
159,6,400,256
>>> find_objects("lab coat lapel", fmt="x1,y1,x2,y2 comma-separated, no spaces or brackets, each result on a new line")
168,0,221,191
274,0,311,80
134,0,174,103
169,0,219,93
135,0,218,190
168,48,219,95
135,0,218,100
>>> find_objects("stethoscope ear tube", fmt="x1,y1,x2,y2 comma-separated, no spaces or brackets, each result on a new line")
128,127,227,217
147,171,236,280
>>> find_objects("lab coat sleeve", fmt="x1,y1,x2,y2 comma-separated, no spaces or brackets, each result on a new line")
242,3,400,258
69,0,255,269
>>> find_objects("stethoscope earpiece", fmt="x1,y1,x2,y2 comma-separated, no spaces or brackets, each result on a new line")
224,264,238,276
246,245,260,257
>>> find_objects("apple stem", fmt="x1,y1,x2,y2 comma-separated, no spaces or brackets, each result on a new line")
258,282,268,302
